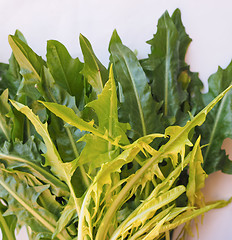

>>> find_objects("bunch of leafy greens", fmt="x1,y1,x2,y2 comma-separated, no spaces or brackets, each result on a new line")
0,8,232,240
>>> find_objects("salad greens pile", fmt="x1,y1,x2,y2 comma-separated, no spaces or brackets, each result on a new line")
0,8,232,240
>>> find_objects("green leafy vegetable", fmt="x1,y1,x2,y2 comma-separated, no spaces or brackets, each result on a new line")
0,8,232,240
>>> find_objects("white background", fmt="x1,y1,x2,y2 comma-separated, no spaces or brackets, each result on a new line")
1,0,232,239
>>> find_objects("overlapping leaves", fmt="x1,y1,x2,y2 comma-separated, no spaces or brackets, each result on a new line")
0,8,232,240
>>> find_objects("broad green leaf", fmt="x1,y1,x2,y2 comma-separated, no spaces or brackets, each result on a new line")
41,66,79,111
141,10,189,125
109,30,163,140
8,35,46,99
171,8,192,63
186,136,207,207
7,107,25,142
198,62,232,174
0,88,25,143
0,30,25,98
0,138,69,197
186,70,205,116
51,126,84,163
0,60,21,102
79,34,108,95
1,30,25,99
46,40,85,105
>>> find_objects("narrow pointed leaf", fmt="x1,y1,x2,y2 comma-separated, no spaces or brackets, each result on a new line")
79,34,108,95
46,40,84,105
40,100,104,139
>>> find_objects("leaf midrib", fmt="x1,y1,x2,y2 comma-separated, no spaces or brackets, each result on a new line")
50,45,72,93
204,94,228,162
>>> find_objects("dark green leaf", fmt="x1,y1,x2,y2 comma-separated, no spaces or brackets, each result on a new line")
109,30,163,140
46,40,85,106
199,62,232,174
